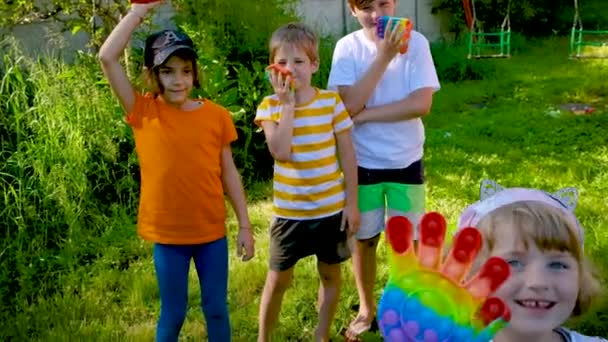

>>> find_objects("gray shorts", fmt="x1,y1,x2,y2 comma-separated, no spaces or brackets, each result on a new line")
268,212,351,271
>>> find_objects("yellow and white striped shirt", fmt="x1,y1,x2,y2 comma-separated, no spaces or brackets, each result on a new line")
254,88,353,220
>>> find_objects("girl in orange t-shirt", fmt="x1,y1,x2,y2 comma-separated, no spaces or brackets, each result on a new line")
99,2,254,341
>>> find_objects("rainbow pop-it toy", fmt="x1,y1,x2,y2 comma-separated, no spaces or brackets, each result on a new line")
377,212,511,342
376,16,413,54
265,63,295,92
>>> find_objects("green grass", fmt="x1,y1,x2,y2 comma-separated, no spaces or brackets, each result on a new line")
2,37,608,341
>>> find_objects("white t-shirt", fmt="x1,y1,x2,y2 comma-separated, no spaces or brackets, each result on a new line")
559,327,608,342
490,327,608,342
327,29,440,169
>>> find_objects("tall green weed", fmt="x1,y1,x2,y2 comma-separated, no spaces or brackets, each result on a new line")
0,42,140,325
0,0,306,325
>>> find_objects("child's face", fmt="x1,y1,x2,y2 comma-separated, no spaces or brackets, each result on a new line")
489,227,579,337
158,55,194,107
350,0,396,37
272,44,318,91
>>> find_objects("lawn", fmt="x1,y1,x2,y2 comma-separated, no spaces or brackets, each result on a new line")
3,37,608,341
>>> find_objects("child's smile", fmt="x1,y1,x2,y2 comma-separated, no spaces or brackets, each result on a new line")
515,299,556,310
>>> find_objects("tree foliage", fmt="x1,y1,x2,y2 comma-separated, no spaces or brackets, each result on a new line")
0,0,129,49
432,0,607,38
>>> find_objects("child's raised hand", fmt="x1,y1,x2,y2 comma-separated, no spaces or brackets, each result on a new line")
266,64,295,105
376,18,409,61
237,226,255,262
378,212,512,342
130,0,164,16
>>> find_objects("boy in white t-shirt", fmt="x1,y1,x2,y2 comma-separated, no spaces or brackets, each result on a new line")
326,0,440,339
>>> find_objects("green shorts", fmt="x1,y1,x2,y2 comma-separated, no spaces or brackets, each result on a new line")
356,161,425,240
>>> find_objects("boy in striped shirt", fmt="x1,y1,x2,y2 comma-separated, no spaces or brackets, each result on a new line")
254,22,360,342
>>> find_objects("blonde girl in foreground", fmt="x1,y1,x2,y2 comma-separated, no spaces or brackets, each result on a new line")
458,180,606,342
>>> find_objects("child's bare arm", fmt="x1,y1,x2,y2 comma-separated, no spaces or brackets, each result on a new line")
336,130,358,206
336,130,360,233
259,104,295,162
220,145,251,229
337,57,392,116
220,145,255,261
260,70,296,161
353,87,435,124
98,3,161,113
338,23,404,116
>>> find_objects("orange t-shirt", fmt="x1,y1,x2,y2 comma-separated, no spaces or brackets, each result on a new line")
126,92,238,244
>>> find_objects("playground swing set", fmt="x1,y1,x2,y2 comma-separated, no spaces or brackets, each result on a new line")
463,0,511,59
461,0,607,59
570,0,608,58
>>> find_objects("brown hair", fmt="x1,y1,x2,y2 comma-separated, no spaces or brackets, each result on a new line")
348,0,395,10
269,22,319,64
143,50,201,97
475,201,601,316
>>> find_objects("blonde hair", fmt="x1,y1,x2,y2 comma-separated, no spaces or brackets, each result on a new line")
269,22,319,64
475,201,601,316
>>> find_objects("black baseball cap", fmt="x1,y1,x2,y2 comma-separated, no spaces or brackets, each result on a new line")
144,30,197,68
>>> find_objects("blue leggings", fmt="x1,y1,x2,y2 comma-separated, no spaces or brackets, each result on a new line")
153,237,230,342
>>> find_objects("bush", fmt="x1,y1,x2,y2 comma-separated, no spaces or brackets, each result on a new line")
430,38,495,82
313,36,338,89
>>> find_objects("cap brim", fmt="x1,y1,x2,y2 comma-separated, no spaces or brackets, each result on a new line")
153,45,197,68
